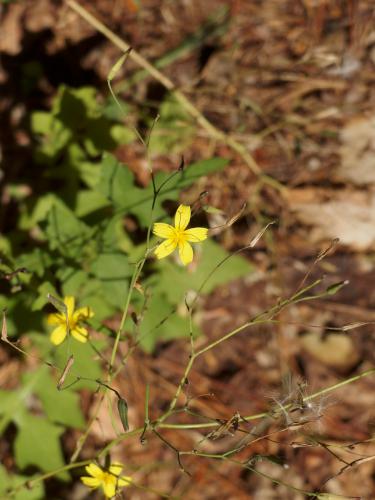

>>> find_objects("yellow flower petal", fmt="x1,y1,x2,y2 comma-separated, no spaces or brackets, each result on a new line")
71,325,88,343
109,463,123,476
178,241,193,265
118,475,132,487
86,463,103,479
47,313,64,325
153,223,175,240
184,227,208,243
73,306,94,322
80,476,101,488
174,205,190,231
64,296,75,319
50,325,67,345
154,239,177,260
102,479,116,498
109,464,132,488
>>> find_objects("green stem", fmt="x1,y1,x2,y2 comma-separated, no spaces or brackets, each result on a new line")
5,460,89,498
10,366,375,497
109,259,146,373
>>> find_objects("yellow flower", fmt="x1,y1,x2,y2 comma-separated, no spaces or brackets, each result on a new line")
80,462,132,498
47,296,94,345
153,204,208,265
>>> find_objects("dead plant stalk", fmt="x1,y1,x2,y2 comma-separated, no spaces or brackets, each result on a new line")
65,0,266,178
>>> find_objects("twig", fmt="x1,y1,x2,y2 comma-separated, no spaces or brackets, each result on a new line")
66,0,268,179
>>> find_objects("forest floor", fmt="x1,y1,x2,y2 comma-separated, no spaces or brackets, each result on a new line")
1,0,375,498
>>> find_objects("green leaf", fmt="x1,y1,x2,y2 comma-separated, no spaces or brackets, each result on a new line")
166,157,229,186
53,86,100,127
91,253,131,279
54,340,104,390
79,290,116,322
100,215,134,253
96,153,145,214
0,369,45,435
14,414,68,480
96,153,228,226
58,271,116,321
148,95,195,154
0,366,83,479
0,465,9,495
110,124,136,145
25,193,57,229
153,239,252,304
60,268,89,297
0,383,67,478
73,158,102,189
134,239,252,351
31,111,53,135
0,234,12,256
103,97,132,121
84,117,118,154
16,249,52,278
146,157,228,222
32,282,58,311
0,464,44,500
23,367,85,429
108,52,129,82
31,112,71,161
75,190,111,217
44,199,92,258
134,293,196,352
91,253,132,308
9,478,44,500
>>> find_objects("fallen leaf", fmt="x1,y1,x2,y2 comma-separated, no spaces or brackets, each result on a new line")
300,332,359,370
285,188,375,251
336,115,375,185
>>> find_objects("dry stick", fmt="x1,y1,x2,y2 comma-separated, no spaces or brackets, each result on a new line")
322,453,375,487
66,0,272,180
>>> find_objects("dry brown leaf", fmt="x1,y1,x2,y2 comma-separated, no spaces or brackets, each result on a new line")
0,3,25,55
300,332,359,370
336,115,375,186
285,188,375,251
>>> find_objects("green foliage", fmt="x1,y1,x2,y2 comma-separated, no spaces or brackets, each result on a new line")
0,464,44,500
137,239,252,351
97,153,228,224
1,84,253,489
0,366,84,479
2,83,252,352
14,416,67,480
148,95,196,154
54,340,104,390
154,239,251,300
23,367,85,428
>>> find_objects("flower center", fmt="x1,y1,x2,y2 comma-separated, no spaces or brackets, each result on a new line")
103,472,116,487
68,314,77,330
174,228,186,246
